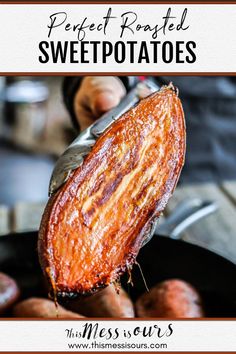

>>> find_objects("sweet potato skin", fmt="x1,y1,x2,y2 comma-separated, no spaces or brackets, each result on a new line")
135,279,204,318
12,297,84,318
38,85,186,296
0,272,20,314
63,285,134,318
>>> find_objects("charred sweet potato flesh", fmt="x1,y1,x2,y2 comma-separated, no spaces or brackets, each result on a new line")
38,85,186,296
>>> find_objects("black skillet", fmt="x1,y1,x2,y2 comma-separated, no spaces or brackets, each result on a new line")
1,198,236,317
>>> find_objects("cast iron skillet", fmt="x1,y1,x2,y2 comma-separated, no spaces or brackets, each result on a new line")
0,199,236,317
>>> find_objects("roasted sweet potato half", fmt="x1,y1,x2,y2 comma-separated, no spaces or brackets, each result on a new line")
38,85,186,296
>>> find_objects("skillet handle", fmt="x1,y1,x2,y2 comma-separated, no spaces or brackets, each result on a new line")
157,198,218,239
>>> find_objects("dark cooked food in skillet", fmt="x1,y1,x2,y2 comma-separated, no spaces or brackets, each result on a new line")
0,272,20,314
63,285,135,317
136,279,204,318
13,297,84,318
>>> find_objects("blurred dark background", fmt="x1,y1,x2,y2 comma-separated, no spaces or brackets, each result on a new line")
0,76,74,235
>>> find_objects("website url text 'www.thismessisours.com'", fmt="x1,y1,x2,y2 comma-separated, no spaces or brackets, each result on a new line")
67,341,168,350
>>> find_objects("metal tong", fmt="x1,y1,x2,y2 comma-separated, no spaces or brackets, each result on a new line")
49,78,160,197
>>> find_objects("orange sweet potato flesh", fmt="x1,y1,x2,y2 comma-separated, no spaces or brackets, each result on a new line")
38,85,186,297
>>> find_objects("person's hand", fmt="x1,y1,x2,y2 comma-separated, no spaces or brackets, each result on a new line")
74,76,126,131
